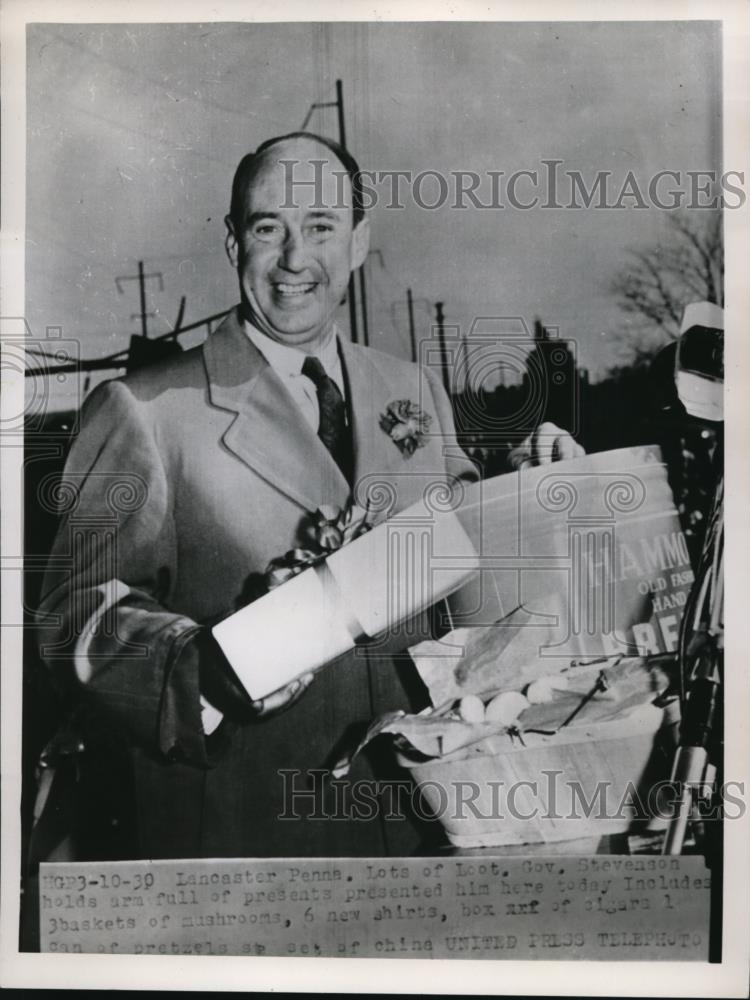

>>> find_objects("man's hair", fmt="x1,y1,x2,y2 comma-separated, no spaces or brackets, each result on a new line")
229,131,366,228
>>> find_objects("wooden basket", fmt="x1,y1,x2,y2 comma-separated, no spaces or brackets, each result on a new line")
396,704,667,848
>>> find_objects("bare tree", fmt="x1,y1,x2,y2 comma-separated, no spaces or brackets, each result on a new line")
611,211,723,354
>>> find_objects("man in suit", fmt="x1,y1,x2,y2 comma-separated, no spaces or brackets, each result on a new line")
37,133,582,859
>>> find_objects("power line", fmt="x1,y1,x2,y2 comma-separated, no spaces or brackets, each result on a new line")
36,27,292,127
407,288,417,364
28,81,235,169
435,301,450,393
299,80,361,347
391,291,432,364
362,262,409,358
24,307,232,378
115,261,164,339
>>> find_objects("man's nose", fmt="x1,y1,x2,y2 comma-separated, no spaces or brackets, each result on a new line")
279,230,308,272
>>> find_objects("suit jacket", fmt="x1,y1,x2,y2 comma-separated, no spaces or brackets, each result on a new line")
37,307,478,859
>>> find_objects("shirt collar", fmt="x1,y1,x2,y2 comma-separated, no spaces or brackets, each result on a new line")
243,319,341,379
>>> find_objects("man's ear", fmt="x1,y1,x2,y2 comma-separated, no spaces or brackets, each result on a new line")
224,215,239,268
350,216,371,270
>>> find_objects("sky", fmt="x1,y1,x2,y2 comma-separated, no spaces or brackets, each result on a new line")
25,20,721,409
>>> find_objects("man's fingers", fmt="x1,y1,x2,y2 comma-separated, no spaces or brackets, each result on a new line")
552,434,576,461
258,682,300,715
530,423,585,465
531,426,555,465
535,443,553,465
253,672,316,718
553,435,586,461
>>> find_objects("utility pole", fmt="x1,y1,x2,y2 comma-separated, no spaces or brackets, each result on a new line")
359,267,370,347
435,301,450,394
335,79,360,347
459,332,470,393
301,79,360,345
335,78,347,150
137,261,147,338
398,288,432,364
406,287,417,363
115,260,178,373
115,260,164,339
167,296,187,342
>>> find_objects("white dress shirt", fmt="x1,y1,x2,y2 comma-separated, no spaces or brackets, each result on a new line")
244,320,348,429
201,320,348,734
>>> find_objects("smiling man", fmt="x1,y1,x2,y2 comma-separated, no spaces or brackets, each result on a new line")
37,132,582,861
225,134,370,350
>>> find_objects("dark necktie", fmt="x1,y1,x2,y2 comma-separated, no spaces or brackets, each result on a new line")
302,355,352,484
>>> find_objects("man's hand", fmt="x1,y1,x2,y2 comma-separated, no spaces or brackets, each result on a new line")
250,672,316,718
509,421,585,469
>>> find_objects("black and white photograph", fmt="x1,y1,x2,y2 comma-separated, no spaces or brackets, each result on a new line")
1,0,748,993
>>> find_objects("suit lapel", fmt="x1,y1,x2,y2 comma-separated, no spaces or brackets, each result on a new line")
203,309,351,513
339,338,401,513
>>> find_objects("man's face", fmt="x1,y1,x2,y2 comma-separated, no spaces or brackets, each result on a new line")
225,139,370,351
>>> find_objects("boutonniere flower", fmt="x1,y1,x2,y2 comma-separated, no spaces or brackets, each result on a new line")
265,501,372,590
379,400,431,457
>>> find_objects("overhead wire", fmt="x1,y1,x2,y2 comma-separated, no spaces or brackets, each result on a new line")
35,26,294,129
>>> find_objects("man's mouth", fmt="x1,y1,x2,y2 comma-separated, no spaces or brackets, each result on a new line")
272,281,318,298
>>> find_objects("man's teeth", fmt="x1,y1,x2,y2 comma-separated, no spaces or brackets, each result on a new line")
275,282,316,296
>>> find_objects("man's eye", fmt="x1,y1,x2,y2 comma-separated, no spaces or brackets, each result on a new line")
252,222,282,239
308,223,335,235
